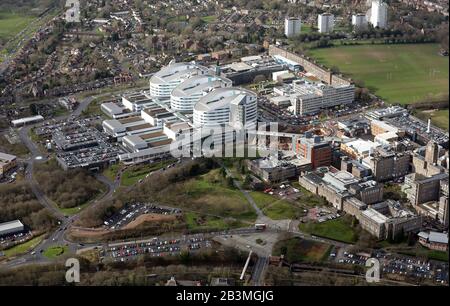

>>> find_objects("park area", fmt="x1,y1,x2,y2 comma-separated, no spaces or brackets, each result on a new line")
307,43,449,105
299,216,359,244
0,12,35,43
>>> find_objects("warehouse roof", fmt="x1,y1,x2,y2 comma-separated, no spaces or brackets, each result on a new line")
0,220,24,233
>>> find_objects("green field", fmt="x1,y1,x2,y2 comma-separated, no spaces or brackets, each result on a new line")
273,237,332,263
0,12,35,42
184,212,246,231
308,44,449,105
121,159,177,186
299,217,359,244
43,245,68,259
250,192,299,220
416,109,449,131
154,169,257,223
2,235,44,258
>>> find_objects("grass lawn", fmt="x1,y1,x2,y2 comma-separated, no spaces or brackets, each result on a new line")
292,183,328,208
155,169,257,223
43,245,68,259
307,43,449,105
103,163,122,182
273,237,333,263
2,235,45,258
416,109,449,131
121,159,177,186
184,212,246,231
59,201,90,216
299,217,359,243
250,191,298,220
0,12,35,42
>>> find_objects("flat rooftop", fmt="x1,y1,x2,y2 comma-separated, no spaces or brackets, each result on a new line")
126,123,153,131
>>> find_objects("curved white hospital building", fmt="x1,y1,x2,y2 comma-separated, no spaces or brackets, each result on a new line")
170,74,232,113
149,62,209,99
193,88,257,128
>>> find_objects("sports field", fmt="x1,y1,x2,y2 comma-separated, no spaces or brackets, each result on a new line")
308,44,449,105
0,12,35,42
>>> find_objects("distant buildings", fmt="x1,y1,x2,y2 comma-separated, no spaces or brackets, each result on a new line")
284,17,302,37
318,13,334,33
369,0,388,29
352,14,368,30
402,172,448,206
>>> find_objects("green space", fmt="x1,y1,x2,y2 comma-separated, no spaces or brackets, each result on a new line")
43,245,68,259
154,169,257,223
0,12,35,42
59,201,91,216
103,163,122,182
2,235,44,258
301,24,313,33
250,191,299,220
307,43,449,105
121,159,177,186
184,212,246,231
292,183,329,208
299,217,359,244
201,15,217,23
416,109,449,131
395,245,449,262
273,237,333,263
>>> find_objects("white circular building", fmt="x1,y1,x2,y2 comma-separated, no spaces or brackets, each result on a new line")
193,88,257,128
149,62,209,99
170,74,232,113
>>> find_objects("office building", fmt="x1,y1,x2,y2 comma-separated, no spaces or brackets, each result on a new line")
370,0,388,29
402,172,448,206
318,13,334,33
295,133,332,169
285,17,301,37
290,79,354,115
362,146,411,182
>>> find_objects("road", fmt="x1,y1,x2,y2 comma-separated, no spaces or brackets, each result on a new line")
3,95,112,267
